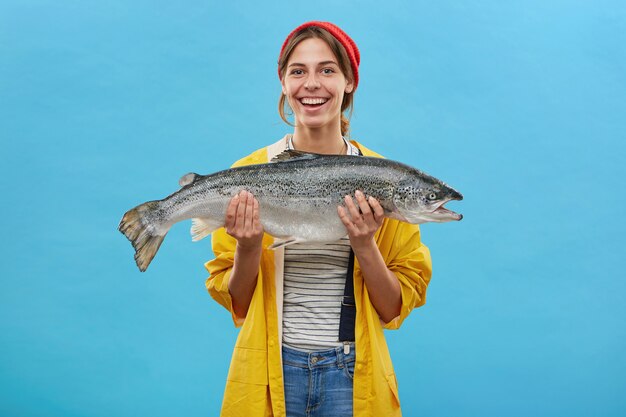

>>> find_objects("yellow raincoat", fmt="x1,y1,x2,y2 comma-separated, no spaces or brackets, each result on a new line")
205,136,432,417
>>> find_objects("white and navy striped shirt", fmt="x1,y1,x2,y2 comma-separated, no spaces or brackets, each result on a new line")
282,136,360,351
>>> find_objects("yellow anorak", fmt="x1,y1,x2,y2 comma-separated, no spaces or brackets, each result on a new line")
205,137,432,417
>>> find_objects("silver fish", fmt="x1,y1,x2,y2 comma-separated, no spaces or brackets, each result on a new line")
119,150,463,271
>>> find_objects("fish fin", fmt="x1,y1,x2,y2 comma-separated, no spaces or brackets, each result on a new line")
191,217,222,242
270,150,320,162
268,237,301,249
179,172,199,187
118,201,171,272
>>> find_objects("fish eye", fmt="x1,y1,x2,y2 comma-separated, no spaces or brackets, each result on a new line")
428,193,437,200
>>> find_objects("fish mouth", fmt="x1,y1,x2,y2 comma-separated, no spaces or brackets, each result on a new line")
433,204,463,221
432,193,464,221
399,196,463,224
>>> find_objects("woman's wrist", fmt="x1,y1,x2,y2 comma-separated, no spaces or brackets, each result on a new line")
350,236,378,256
235,239,264,254
353,238,402,322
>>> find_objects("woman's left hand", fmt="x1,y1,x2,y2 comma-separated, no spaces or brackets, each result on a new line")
338,190,401,322
338,190,385,251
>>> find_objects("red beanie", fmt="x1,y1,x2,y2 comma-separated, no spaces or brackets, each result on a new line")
278,21,360,91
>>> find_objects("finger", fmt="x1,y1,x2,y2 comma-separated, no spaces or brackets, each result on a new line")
235,190,247,230
225,194,240,230
369,196,385,224
344,195,363,224
337,205,359,234
252,197,262,232
243,191,254,231
355,190,373,220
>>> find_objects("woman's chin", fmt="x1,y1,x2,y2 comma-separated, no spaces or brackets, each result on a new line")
295,115,340,131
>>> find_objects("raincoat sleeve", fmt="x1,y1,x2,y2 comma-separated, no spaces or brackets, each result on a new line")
380,221,432,330
204,227,245,328
203,148,269,329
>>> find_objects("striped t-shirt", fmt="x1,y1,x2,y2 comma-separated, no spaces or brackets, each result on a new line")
282,238,352,351
282,135,359,351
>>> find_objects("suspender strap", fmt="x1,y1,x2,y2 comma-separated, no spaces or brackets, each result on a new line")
339,251,356,342
338,145,363,343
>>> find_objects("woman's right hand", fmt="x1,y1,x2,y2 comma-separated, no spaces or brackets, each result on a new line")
225,190,264,250
225,190,264,320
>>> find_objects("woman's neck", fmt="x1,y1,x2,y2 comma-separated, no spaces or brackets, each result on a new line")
292,124,345,155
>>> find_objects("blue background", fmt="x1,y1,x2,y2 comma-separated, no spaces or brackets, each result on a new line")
1,1,624,416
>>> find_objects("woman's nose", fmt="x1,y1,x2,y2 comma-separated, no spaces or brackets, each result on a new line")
304,73,320,89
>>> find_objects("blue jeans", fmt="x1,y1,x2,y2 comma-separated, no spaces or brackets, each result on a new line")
282,344,355,417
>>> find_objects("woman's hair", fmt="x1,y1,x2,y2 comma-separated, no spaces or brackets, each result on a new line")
278,26,355,137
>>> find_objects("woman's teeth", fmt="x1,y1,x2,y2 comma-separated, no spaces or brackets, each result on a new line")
300,98,328,105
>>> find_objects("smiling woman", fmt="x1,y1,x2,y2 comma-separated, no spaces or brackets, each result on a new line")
280,37,353,148
278,23,357,152
204,21,433,417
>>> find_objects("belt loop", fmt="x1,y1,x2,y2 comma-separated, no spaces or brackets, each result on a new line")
336,345,343,369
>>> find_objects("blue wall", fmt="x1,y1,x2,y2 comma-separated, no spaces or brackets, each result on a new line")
1,1,624,416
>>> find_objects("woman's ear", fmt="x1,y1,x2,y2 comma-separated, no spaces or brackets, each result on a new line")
281,78,287,95
345,80,354,94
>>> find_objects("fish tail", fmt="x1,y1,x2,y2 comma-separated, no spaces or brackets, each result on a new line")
118,201,169,272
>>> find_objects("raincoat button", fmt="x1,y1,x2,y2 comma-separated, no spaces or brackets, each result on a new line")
269,340,275,347
357,363,363,370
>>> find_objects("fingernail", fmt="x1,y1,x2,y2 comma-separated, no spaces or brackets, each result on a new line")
355,190,363,198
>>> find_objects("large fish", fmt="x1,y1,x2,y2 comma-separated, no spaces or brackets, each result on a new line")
119,150,463,271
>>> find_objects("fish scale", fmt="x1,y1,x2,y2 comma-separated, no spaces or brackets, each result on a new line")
119,150,463,271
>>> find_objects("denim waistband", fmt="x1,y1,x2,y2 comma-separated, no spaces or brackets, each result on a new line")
282,343,356,370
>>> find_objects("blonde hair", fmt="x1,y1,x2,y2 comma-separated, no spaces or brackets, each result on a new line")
278,26,355,137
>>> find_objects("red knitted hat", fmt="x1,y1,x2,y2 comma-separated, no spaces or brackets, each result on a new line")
278,21,360,91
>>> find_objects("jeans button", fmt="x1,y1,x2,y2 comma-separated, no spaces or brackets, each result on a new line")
311,356,318,364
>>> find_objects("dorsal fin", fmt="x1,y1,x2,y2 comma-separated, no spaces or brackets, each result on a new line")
179,172,199,187
270,149,321,163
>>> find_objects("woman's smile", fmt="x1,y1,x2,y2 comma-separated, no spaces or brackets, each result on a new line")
298,96,330,112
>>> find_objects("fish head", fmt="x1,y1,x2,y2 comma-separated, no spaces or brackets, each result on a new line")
392,173,463,224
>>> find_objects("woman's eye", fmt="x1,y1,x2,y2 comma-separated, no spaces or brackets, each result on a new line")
291,69,304,75
322,68,334,74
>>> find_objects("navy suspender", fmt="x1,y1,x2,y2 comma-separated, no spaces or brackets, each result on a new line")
338,249,356,342
338,146,362,342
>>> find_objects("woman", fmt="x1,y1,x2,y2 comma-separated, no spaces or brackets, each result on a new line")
205,21,432,417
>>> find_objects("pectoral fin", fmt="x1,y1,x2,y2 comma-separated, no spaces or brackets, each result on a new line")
190,217,223,241
268,237,302,250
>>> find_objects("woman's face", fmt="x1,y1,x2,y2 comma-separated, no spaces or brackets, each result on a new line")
281,37,353,133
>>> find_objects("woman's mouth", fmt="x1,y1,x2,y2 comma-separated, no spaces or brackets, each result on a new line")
299,97,329,110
